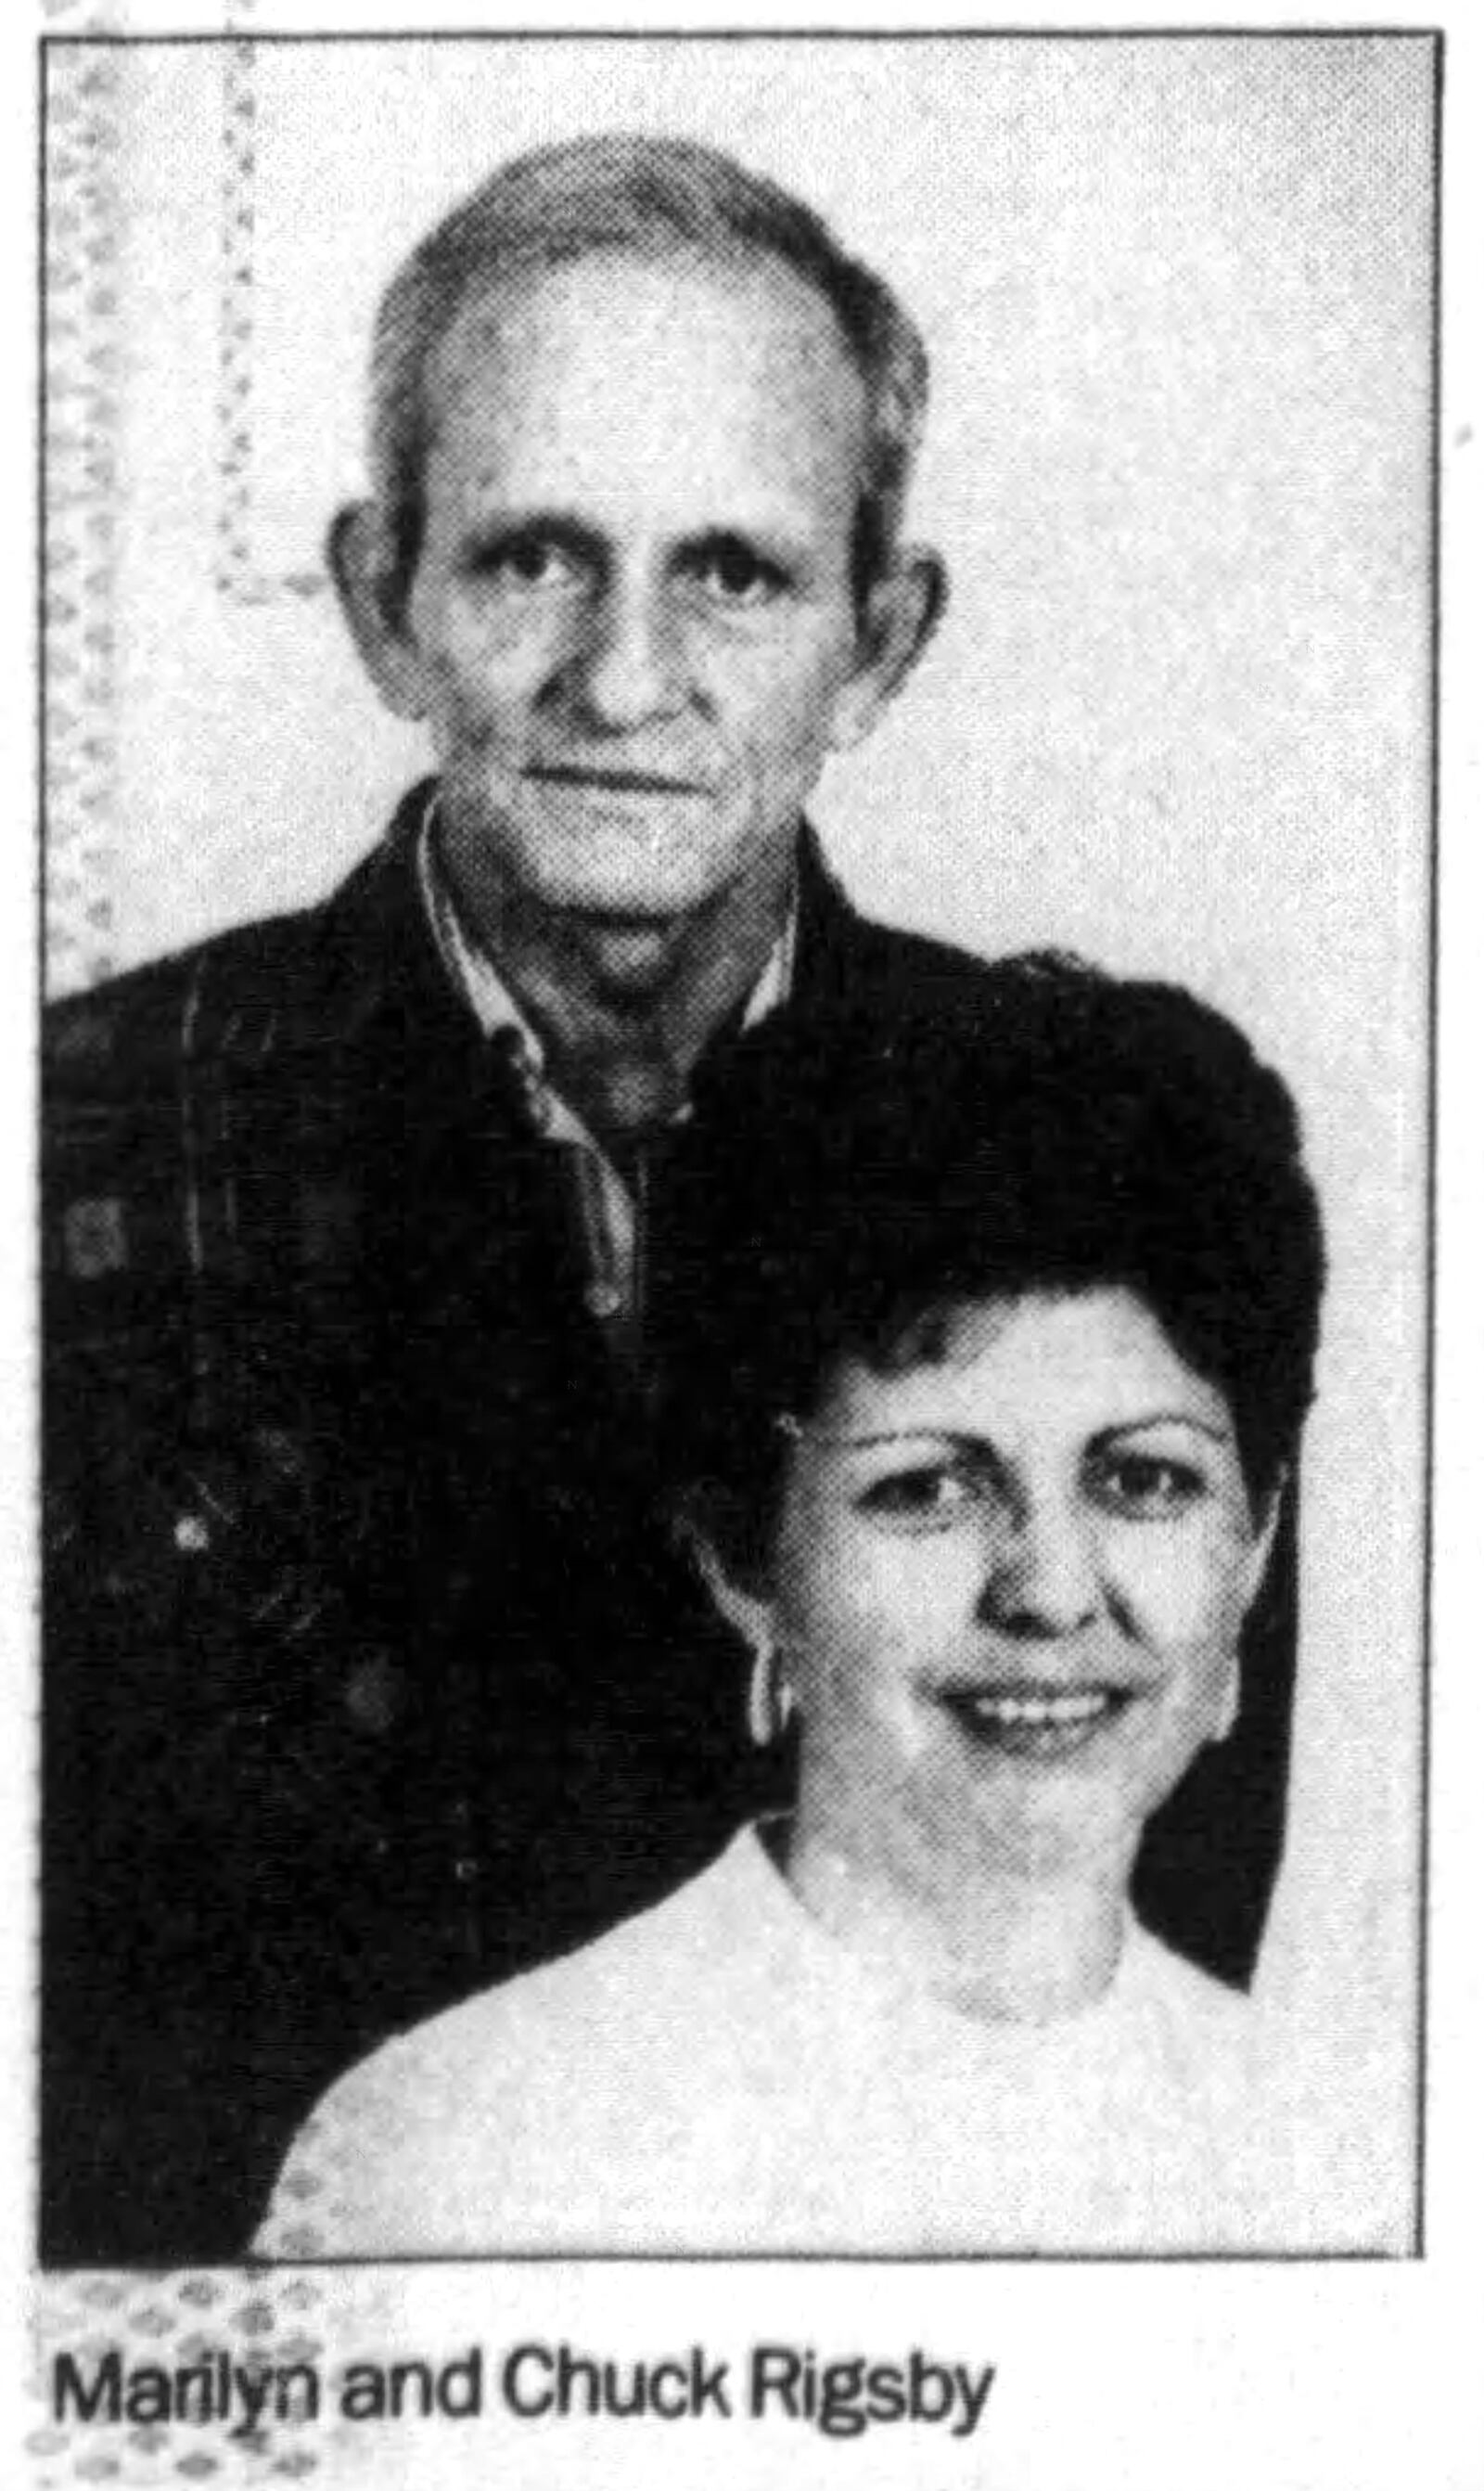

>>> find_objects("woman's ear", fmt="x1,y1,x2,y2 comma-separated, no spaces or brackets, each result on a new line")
672,1484,777,1662
673,1486,796,1749
1212,1663,1241,1744
1239,1468,1289,1617
327,501,431,723
1210,1471,1287,1749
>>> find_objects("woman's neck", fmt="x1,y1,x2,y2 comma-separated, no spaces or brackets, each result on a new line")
775,1805,1132,2026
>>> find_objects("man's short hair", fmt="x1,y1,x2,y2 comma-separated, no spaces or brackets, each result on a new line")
368,133,930,613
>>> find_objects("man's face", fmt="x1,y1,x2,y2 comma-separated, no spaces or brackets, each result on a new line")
377,250,902,971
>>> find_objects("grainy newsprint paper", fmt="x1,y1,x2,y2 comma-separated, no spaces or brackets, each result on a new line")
14,4,1481,2486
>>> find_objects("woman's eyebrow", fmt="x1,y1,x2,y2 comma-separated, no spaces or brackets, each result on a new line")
1094,1413,1235,1446
793,1425,991,1454
797,1415,1236,1453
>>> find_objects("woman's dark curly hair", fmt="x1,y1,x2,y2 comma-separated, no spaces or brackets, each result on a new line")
654,954,1325,1544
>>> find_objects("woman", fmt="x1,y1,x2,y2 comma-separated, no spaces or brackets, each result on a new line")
255,957,1369,2257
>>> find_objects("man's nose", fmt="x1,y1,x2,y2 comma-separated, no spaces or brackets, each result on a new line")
975,1493,1101,1639
567,577,685,730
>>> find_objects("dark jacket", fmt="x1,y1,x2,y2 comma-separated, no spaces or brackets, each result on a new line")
42,788,1294,2263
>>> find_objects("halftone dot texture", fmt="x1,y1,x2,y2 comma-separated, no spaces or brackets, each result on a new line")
44,32,126,993
249,2067,411,2266
27,2261,411,2487
28,2270,327,2484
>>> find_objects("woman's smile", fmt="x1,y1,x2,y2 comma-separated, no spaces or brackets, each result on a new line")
936,1679,1140,1762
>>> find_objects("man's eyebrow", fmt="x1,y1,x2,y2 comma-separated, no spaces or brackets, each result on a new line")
455,505,820,563
675,520,814,561
686,521,840,586
456,509,606,561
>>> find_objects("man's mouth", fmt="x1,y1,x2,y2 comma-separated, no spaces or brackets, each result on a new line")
525,764,709,796
939,1683,1138,1760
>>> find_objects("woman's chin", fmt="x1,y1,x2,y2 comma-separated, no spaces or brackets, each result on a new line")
965,1794,1141,1889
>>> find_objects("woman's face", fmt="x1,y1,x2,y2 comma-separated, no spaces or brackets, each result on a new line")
761,1286,1278,1890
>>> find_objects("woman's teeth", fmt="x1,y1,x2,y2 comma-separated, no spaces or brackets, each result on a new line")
967,1691,1112,1727
943,1686,1131,1754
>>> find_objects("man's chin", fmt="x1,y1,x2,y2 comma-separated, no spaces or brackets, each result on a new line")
535,866,748,986
565,912,687,993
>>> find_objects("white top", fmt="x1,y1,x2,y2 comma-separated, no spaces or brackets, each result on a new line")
254,1827,1391,2259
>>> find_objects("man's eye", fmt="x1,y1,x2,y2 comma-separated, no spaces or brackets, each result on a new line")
686,538,787,606
857,1465,981,1529
1094,1454,1207,1518
475,536,581,593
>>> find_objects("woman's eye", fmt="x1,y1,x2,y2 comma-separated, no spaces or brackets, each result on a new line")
1095,1453,1207,1517
687,537,786,606
857,1466,981,1529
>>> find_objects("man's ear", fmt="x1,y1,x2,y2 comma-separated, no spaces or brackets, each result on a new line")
672,1486,777,1663
327,502,431,724
828,543,948,755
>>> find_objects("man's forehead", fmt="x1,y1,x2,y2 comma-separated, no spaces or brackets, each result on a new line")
423,243,869,469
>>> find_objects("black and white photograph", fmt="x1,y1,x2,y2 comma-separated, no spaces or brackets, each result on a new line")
23,7,1469,2485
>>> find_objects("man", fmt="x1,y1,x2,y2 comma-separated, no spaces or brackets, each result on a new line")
43,135,1293,2262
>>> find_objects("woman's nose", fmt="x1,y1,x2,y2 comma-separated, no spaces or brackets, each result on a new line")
568,579,684,730
975,1494,1101,1638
